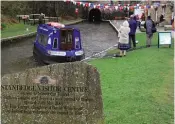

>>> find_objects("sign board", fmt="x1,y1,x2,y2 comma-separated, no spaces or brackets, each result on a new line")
158,32,172,48
134,9,144,19
1,62,104,124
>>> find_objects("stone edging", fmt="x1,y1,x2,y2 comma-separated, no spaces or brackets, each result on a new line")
1,19,85,46
109,20,119,32
1,32,37,46
82,20,162,61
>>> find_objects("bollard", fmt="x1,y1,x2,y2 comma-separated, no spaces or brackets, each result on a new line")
19,17,20,23
33,15,35,25
34,19,35,25
23,19,25,24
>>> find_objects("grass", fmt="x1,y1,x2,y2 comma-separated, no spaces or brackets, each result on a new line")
136,32,160,47
1,23,37,38
1,18,83,38
88,33,174,124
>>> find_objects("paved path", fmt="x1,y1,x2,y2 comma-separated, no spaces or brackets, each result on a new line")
110,20,173,33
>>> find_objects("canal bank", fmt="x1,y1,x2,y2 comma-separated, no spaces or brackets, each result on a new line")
1,19,85,46
1,21,118,75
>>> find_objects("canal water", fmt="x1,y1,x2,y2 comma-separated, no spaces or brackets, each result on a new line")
1,21,118,76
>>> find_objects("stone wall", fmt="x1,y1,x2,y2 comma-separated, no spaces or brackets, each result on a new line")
147,1,173,24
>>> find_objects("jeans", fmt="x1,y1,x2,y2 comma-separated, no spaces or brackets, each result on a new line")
146,34,153,46
129,34,136,48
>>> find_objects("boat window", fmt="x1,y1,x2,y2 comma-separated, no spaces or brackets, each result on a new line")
60,30,73,43
53,38,58,49
38,34,48,46
67,31,72,43
61,30,67,43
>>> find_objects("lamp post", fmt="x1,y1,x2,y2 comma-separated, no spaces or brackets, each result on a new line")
161,4,166,16
154,5,158,23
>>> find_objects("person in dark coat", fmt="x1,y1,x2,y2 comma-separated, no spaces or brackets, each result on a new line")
128,15,137,48
144,16,154,47
38,13,44,25
160,14,164,23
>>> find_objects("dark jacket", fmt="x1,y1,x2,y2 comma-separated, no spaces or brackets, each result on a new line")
160,15,164,23
128,19,137,35
144,19,155,34
39,15,44,24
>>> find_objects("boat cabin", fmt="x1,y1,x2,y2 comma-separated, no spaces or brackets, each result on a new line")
33,22,85,64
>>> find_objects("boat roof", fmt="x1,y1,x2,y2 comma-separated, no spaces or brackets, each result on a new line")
39,22,79,31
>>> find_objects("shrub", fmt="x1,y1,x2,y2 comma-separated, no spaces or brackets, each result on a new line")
1,23,6,30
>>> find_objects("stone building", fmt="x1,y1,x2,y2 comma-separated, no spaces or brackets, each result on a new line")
144,1,173,24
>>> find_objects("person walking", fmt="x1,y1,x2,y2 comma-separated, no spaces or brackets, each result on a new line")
118,20,130,57
144,16,155,47
128,15,137,49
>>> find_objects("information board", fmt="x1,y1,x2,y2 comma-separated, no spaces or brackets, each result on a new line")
158,32,172,48
134,9,144,18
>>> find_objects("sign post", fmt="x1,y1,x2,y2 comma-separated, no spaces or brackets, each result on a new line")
158,32,172,48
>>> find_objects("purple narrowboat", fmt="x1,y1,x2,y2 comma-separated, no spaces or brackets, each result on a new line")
33,22,85,64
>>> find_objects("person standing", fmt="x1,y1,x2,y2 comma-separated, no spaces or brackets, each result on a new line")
159,14,164,23
118,20,130,57
128,15,137,49
144,16,154,47
172,18,174,38
141,13,145,21
38,13,44,25
172,18,174,30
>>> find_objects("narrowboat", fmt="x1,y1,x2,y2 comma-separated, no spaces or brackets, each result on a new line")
33,22,85,64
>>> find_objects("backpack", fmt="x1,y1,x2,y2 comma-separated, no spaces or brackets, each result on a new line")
144,22,146,29
151,20,157,33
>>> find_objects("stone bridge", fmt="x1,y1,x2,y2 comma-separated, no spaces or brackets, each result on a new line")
86,1,173,24
87,3,126,22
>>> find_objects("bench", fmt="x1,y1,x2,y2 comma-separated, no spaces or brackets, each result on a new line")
45,17,62,22
164,25,172,31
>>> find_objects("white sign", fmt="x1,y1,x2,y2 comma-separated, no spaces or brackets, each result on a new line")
159,32,172,45
48,50,66,56
134,9,144,18
75,50,84,56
